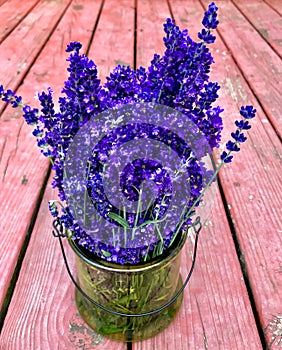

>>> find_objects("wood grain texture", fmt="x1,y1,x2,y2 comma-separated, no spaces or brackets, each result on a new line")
87,0,135,83
0,0,71,111
198,0,282,345
0,178,126,350
202,0,282,139
136,0,171,68
234,0,282,59
264,0,282,16
0,120,49,310
24,0,104,105
0,0,40,44
0,0,103,310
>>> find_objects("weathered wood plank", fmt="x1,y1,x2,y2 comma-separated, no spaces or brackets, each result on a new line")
0,120,49,311
234,0,282,58
136,0,171,68
264,0,282,16
87,0,135,83
199,0,282,346
0,0,40,44
0,0,103,311
0,178,126,350
134,1,262,348
202,0,282,139
0,0,71,112
23,0,104,104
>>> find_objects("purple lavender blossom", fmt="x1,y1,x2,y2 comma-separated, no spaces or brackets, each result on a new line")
0,3,256,264
202,2,219,30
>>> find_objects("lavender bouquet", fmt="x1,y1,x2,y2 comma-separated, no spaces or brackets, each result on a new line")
0,2,256,341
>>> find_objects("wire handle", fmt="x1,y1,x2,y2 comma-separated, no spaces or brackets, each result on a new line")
52,217,201,318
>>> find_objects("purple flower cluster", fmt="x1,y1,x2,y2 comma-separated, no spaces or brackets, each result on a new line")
1,88,22,107
87,122,201,225
0,2,256,264
198,2,219,43
220,105,256,163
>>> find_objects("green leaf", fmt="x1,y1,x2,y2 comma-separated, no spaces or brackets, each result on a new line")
99,325,124,334
101,249,112,257
108,212,130,228
137,216,167,228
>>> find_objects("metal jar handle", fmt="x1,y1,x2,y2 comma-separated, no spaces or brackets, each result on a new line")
52,216,202,318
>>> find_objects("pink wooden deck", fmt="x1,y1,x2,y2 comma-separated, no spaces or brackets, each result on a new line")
0,0,281,349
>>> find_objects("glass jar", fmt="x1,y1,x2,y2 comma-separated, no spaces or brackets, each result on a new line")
69,233,187,342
